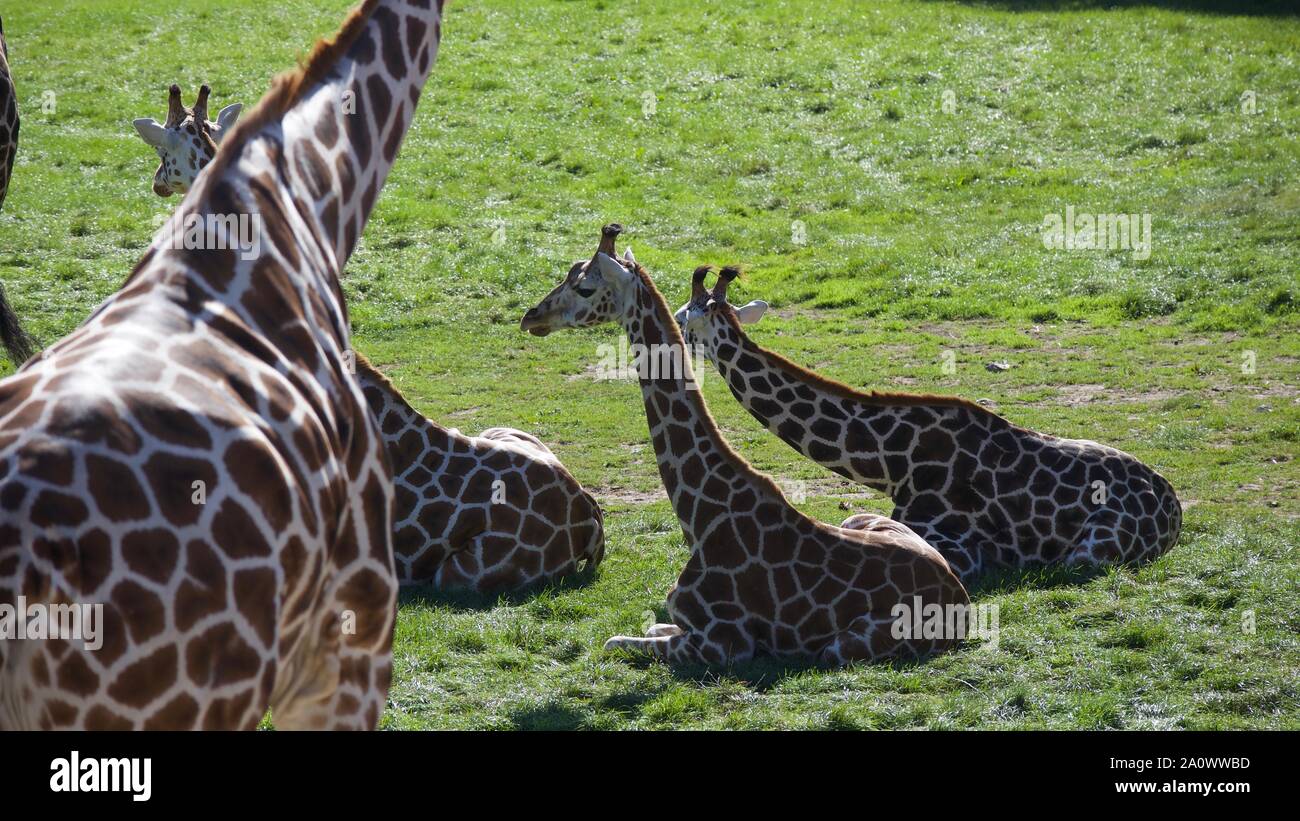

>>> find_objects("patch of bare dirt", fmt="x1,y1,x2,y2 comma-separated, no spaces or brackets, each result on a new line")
591,485,667,505
1013,384,1183,407
564,362,606,382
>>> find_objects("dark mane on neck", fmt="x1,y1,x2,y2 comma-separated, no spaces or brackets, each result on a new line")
718,304,1007,422
352,349,396,391
353,350,459,437
192,0,381,190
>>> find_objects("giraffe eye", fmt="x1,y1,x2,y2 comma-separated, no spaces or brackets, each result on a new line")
575,284,597,298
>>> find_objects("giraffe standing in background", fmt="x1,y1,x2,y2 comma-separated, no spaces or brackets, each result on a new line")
0,15,35,366
132,84,242,197
522,226,968,666
356,354,605,592
0,0,447,730
675,265,1182,582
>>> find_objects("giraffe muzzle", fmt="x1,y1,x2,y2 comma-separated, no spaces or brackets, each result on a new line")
519,310,551,337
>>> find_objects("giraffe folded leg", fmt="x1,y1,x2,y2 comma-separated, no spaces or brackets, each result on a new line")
604,629,738,666
818,616,891,666
645,623,683,637
844,511,985,582
604,634,677,657
1069,508,1142,567
818,614,947,666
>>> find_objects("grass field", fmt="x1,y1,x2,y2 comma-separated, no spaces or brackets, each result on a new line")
2,0,1297,729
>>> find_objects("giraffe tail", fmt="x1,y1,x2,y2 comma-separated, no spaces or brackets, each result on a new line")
0,280,35,366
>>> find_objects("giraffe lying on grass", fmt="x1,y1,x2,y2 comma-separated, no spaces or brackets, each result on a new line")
674,265,1182,582
0,0,448,729
356,354,604,592
522,225,969,666
131,78,607,595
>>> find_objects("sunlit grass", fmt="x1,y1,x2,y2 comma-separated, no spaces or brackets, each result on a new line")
2,0,1296,729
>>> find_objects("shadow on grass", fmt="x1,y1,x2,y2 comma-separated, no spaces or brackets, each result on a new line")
593,689,661,716
920,0,1298,15
965,562,1109,597
604,562,1117,688
607,645,938,692
506,702,589,731
397,566,600,612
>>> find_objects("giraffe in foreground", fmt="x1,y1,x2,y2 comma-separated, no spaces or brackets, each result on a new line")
0,0,447,729
675,265,1182,582
132,83,242,197
356,354,605,591
0,15,35,366
132,80,608,595
521,226,968,665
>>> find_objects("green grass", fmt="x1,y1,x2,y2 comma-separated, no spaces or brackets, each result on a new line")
2,0,1297,729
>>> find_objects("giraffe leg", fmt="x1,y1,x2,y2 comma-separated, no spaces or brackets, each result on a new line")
838,512,880,532
604,634,677,658
843,510,986,582
1069,507,1140,567
818,614,948,666
605,630,736,665
881,508,987,582
818,615,892,666
645,623,682,637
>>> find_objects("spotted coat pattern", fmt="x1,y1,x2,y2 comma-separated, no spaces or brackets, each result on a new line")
677,267,1182,583
356,354,604,592
522,228,968,666
0,0,446,730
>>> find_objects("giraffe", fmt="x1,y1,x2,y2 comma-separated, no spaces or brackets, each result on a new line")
0,0,447,730
132,84,242,197
355,353,605,592
0,15,36,366
521,226,969,666
673,264,1183,583
132,81,607,595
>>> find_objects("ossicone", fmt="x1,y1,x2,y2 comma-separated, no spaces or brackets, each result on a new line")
713,265,742,299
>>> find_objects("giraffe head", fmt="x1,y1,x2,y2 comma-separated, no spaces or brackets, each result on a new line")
674,264,769,358
520,223,639,336
132,84,242,197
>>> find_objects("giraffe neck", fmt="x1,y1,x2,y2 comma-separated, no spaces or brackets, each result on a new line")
353,354,456,452
703,311,999,498
267,0,444,268
120,0,444,382
171,0,444,266
619,272,787,549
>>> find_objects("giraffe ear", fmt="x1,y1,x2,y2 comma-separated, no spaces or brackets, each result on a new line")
595,252,633,284
214,103,243,140
622,246,636,264
733,300,769,325
132,118,167,149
